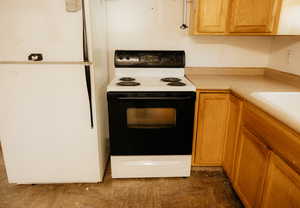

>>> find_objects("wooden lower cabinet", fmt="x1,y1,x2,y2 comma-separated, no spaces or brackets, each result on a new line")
223,94,243,180
234,127,270,208
192,92,300,208
260,153,300,208
243,102,300,174
193,93,229,166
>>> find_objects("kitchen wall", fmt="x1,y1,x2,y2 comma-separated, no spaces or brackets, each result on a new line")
268,36,300,76
106,0,272,78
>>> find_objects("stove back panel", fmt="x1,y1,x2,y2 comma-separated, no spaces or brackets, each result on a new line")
114,50,185,68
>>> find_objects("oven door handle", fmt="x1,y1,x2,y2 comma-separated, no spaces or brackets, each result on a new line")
117,96,194,101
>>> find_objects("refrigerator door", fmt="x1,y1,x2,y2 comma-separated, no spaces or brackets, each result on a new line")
0,65,100,183
0,0,83,62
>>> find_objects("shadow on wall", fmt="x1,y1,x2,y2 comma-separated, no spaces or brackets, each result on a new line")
270,36,300,51
269,36,300,75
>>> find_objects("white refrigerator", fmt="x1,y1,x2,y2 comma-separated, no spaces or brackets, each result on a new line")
0,0,109,184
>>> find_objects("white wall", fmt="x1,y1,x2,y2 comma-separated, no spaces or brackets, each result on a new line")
106,0,272,78
269,36,300,76
277,0,300,35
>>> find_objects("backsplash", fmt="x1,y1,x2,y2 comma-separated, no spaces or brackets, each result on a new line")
269,36,300,76
106,0,272,78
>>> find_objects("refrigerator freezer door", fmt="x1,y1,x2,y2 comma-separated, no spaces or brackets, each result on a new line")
0,0,83,62
0,65,100,183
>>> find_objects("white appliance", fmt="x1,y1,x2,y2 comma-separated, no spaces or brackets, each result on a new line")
0,0,109,184
107,50,196,178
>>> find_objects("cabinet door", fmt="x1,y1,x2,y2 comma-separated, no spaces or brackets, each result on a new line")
223,95,243,180
191,0,229,33
234,127,270,208
229,0,282,33
193,93,229,166
261,153,300,208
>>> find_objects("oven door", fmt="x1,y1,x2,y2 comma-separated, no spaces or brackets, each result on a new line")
107,92,196,155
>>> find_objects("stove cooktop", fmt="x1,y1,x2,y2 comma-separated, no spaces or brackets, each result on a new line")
107,76,196,92
108,50,195,92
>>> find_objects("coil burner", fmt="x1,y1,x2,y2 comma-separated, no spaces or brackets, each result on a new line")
161,77,182,82
119,77,136,82
167,82,186,86
117,81,140,86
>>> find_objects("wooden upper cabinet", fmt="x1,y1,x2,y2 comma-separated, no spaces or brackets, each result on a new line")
193,93,229,166
191,0,229,33
229,0,282,34
190,0,284,35
223,94,243,180
261,153,300,208
234,127,270,208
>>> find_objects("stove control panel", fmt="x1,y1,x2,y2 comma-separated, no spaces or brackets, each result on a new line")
115,50,185,68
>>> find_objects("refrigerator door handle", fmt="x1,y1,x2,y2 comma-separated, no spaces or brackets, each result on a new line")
84,65,94,128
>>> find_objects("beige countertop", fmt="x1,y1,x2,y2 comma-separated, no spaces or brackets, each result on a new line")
186,74,300,134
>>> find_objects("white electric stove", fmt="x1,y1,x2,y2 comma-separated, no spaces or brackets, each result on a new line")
107,50,196,178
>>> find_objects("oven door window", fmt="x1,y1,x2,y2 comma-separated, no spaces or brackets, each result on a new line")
127,108,176,129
